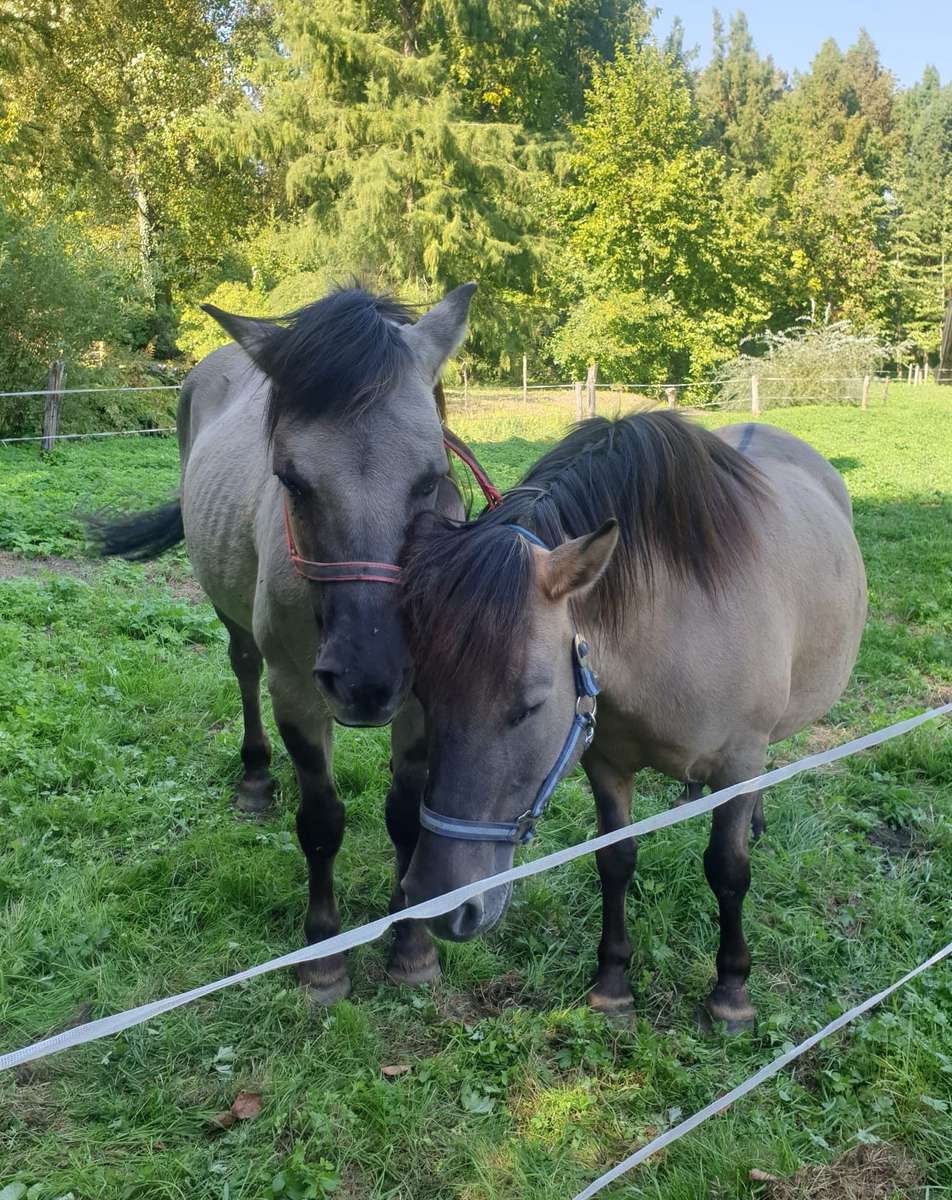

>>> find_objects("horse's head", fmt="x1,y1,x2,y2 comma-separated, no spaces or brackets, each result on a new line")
204,284,474,726
399,517,618,939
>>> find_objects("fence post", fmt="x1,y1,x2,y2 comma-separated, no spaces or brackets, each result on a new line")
665,386,676,409
750,374,760,416
922,362,929,385
41,360,66,452
907,364,914,385
882,377,889,404
522,354,528,404
574,381,583,421
861,374,870,410
586,363,597,418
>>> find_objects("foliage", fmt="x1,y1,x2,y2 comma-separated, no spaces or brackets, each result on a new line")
1,3,952,386
549,39,771,382
716,322,890,410
0,0,262,355
0,202,134,429
0,390,950,1196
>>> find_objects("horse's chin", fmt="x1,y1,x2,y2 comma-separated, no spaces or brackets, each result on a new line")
324,688,409,728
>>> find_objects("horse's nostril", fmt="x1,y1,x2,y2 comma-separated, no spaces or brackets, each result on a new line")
313,668,341,698
448,898,484,940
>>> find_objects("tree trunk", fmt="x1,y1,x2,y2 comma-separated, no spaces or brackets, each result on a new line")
399,0,420,56
129,152,155,304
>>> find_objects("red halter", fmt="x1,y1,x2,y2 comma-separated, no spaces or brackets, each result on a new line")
284,428,502,584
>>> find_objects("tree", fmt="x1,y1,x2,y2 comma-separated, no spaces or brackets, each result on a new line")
890,67,952,356
212,0,641,374
697,11,785,174
760,34,897,330
549,37,771,381
0,0,260,356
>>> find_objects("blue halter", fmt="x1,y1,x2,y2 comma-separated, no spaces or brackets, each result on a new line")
418,525,600,845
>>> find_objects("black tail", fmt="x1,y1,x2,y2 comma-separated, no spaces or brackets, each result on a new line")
86,500,184,561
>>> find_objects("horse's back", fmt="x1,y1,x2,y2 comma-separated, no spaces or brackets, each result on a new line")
177,344,264,465
717,422,853,521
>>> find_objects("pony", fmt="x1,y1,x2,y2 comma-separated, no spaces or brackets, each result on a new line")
398,412,867,1028
91,283,479,1000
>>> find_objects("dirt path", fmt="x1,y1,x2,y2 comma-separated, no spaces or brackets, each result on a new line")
0,549,206,603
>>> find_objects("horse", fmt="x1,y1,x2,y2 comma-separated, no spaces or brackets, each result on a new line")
91,283,481,1002
398,411,867,1029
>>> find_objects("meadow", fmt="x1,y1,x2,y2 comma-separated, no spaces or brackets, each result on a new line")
0,386,950,1199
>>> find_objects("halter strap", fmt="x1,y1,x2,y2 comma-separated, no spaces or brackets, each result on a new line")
443,427,504,509
419,524,600,845
284,430,501,584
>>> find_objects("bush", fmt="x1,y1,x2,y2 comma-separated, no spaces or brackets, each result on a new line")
715,322,888,410
0,204,130,395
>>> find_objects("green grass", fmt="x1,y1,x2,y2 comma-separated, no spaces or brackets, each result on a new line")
0,386,950,1199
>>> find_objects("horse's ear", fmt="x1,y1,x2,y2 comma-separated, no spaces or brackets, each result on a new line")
202,304,282,370
541,520,619,601
402,282,477,384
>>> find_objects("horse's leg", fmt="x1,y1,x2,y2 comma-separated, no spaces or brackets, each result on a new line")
216,608,275,814
584,751,637,1012
701,752,763,1033
385,699,440,986
675,780,704,806
679,780,765,841
751,793,766,840
268,662,349,1004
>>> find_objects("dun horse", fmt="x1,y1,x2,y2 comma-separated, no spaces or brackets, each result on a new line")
399,413,867,1028
92,283,480,1000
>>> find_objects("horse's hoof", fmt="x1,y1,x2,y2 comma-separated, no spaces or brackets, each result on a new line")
588,987,635,1014
386,954,442,987
698,993,756,1036
298,962,351,1005
235,777,276,814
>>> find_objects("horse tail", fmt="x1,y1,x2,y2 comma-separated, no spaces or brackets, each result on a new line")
87,500,185,561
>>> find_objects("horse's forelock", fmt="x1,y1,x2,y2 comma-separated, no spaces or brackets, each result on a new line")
261,287,421,436
400,516,535,693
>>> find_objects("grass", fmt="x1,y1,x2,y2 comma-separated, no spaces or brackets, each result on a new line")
0,385,950,1199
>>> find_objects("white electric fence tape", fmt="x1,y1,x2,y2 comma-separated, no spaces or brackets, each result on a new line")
572,937,952,1199
1,703,948,1073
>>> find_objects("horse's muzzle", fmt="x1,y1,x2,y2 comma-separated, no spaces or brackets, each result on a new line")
313,658,411,727
425,883,513,942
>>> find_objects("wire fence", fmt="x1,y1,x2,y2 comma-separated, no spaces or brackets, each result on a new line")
1,702,949,1196
0,369,933,446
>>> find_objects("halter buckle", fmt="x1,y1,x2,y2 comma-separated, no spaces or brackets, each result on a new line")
514,810,536,844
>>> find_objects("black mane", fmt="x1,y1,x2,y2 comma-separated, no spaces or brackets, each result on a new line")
257,287,426,435
400,412,769,689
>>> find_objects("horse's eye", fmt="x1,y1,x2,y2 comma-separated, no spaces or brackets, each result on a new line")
510,702,542,728
414,476,439,499
276,471,306,499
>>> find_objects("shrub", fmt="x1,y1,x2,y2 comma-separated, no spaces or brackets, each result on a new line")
715,322,888,409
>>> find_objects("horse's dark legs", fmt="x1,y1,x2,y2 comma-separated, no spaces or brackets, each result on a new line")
679,780,765,840
267,667,349,1002
584,752,637,1011
702,758,762,1032
751,793,766,840
216,609,275,813
385,704,440,985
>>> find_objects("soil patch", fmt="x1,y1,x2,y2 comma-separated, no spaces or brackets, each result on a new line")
0,550,205,604
758,1144,920,1200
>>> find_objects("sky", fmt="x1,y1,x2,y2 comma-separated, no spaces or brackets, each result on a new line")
654,0,950,88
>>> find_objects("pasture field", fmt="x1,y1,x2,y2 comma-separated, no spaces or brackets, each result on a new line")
0,387,950,1199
